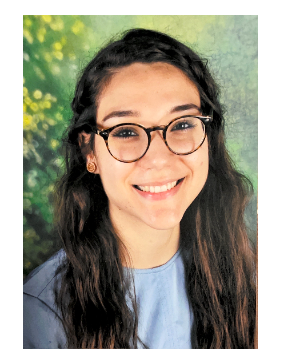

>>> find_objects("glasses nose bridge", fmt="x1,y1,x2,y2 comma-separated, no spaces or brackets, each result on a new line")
147,125,166,132
146,125,167,139
144,125,169,157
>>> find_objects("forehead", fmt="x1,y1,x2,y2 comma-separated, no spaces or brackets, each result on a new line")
96,62,200,121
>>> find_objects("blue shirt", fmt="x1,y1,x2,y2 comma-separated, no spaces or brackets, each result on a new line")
23,249,193,349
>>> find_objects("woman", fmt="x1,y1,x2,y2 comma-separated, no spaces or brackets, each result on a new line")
23,28,256,349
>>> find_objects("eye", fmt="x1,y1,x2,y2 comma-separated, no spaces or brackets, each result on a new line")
111,126,139,139
170,118,196,132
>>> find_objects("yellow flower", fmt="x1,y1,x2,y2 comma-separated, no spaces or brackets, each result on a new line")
50,17,64,31
53,50,63,60
30,102,39,112
37,33,44,43
53,42,62,50
23,87,28,97
43,101,51,109
34,66,45,80
71,20,85,35
47,118,56,125
23,104,26,113
61,36,67,45
68,53,76,60
23,29,33,44
44,52,52,62
23,198,31,209
24,228,39,239
24,97,32,105
33,90,42,99
50,64,61,75
37,27,46,42
50,139,59,149
23,191,34,198
38,27,46,35
48,184,54,192
44,94,56,103
42,15,52,23
31,123,38,131
55,112,63,121
38,101,45,109
32,114,39,124
24,18,32,27
23,114,32,129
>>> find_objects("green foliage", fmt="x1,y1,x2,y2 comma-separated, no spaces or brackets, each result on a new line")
23,15,258,278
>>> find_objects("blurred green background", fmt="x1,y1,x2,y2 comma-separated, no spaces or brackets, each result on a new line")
23,15,258,278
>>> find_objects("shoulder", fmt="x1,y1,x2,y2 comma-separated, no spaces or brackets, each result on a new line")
23,249,67,349
23,249,65,308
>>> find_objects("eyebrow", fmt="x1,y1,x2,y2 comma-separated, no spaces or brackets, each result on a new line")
170,103,202,113
102,110,140,123
101,103,201,123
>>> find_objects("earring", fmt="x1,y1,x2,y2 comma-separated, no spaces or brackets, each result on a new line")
87,162,96,173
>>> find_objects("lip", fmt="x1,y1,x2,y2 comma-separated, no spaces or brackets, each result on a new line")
132,177,185,201
134,178,182,187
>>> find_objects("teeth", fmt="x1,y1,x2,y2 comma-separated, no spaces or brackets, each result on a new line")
137,180,178,193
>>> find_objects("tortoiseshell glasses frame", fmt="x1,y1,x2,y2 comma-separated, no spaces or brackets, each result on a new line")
93,115,213,163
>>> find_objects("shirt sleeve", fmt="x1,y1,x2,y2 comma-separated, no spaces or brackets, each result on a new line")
23,293,67,349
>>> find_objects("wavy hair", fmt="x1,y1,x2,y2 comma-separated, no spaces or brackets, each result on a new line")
54,28,256,348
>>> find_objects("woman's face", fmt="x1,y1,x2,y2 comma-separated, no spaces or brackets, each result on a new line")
91,62,209,230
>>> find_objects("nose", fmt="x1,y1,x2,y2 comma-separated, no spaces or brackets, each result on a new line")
138,129,174,169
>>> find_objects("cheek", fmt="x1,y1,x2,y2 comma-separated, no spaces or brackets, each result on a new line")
182,146,209,203
94,136,120,181
181,146,208,211
197,148,209,181
94,137,133,194
94,136,108,167
185,141,209,175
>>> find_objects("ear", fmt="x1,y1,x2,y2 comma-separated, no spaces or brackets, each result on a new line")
78,131,91,147
86,152,100,174
78,131,100,174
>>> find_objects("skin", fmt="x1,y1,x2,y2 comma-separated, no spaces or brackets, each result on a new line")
86,62,209,269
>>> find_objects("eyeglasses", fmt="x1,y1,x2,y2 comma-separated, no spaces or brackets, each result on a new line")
94,115,212,163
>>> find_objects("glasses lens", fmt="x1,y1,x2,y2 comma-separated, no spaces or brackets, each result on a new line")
108,124,148,162
166,117,205,154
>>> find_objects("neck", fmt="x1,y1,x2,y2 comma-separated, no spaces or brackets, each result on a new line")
109,206,180,270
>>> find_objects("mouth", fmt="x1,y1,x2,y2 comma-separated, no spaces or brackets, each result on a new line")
133,177,185,194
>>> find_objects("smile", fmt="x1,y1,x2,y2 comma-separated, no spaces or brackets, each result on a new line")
134,178,184,194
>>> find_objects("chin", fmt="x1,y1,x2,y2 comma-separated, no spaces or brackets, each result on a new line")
142,210,184,231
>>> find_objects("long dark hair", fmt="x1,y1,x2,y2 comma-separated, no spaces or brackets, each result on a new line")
54,28,256,348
